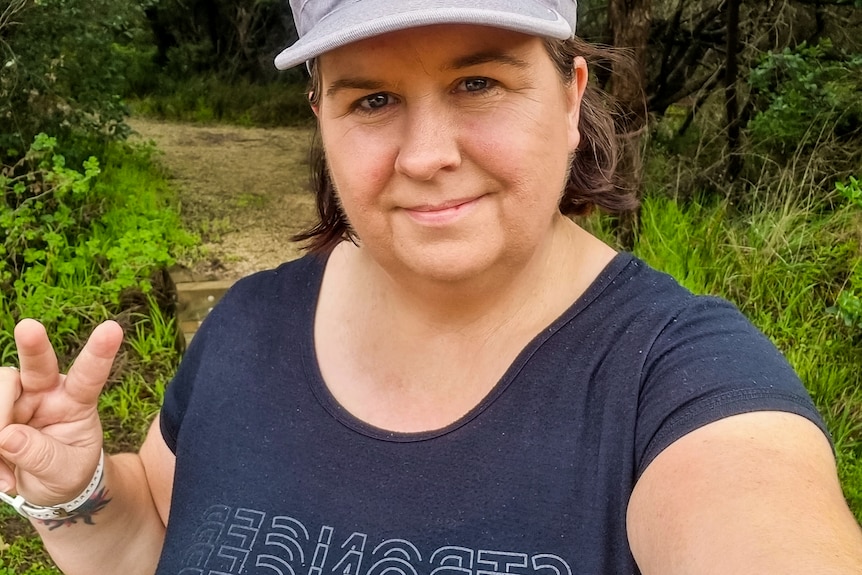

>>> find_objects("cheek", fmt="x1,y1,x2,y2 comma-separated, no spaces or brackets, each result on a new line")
322,127,398,210
463,106,571,197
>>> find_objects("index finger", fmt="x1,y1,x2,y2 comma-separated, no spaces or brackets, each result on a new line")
63,321,124,406
15,319,60,393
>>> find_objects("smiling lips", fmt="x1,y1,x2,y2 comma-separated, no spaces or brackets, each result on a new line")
403,196,483,225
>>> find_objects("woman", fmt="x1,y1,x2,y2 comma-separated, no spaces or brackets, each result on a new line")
1,1,861,573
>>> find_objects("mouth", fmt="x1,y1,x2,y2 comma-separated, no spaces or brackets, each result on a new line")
402,196,483,224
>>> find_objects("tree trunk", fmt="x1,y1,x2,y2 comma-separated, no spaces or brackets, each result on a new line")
725,0,742,179
607,0,651,249
608,0,651,127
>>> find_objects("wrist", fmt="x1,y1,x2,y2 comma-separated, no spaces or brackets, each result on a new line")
0,449,106,520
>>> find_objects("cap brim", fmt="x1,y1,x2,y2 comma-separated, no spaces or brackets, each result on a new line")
275,0,573,70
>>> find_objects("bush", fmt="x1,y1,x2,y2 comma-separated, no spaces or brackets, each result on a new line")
0,134,196,363
0,0,152,162
129,75,314,127
0,133,193,571
747,40,862,159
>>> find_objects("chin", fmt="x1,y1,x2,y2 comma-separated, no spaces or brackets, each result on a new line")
394,241,509,284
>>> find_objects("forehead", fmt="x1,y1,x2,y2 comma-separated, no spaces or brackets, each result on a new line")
316,24,545,75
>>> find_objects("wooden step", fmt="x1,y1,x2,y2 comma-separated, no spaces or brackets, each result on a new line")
174,280,234,345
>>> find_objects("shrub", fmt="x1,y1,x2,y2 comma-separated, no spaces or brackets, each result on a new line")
747,40,862,159
0,0,152,162
0,134,195,363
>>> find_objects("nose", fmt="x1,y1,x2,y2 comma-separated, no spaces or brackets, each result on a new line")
394,102,461,180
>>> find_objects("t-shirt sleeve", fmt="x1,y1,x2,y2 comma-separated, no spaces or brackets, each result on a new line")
634,295,830,477
158,255,324,455
160,315,210,454
159,276,247,454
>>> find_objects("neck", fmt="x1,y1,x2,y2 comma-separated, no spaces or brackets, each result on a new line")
313,217,617,431
337,216,606,334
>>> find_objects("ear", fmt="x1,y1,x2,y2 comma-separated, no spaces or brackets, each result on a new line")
309,92,320,117
565,56,589,151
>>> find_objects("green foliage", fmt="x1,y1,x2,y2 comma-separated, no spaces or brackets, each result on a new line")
747,40,862,158
1,134,108,358
0,530,60,575
0,134,195,362
124,294,182,366
0,0,155,160
141,0,295,83
99,370,167,439
829,177,862,329
1,136,191,562
836,176,862,209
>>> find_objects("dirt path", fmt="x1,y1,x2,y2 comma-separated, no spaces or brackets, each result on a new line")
129,118,318,282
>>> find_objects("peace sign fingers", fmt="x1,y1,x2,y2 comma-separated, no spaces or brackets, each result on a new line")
8,319,123,430
63,320,124,407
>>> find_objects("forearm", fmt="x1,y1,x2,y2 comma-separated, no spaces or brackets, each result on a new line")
32,453,166,575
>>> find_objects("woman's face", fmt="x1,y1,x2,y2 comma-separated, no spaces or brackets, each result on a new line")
315,24,586,283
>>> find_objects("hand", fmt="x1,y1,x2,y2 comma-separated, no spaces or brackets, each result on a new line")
0,319,123,507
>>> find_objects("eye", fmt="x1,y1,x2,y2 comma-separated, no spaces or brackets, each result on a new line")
358,93,393,110
458,77,495,93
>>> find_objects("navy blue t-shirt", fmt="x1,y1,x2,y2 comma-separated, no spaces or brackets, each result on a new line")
156,252,827,575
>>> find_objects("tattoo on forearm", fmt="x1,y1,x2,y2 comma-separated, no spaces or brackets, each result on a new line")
38,487,112,531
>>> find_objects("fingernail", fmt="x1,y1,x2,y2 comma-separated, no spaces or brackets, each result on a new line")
1,430,27,454
0,480,9,493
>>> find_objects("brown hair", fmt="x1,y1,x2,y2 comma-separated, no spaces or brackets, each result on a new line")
294,37,640,254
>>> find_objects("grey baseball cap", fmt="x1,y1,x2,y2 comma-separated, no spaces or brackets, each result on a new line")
274,0,578,70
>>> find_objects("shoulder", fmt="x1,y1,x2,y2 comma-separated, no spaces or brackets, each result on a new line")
219,252,328,307
193,252,328,332
586,255,829,474
160,252,327,451
614,262,862,572
576,254,741,349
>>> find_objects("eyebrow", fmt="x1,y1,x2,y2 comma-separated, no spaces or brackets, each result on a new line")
324,49,530,97
326,78,386,97
444,50,531,71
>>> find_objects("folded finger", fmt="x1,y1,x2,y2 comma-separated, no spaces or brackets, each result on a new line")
0,457,16,494
63,321,124,406
0,367,22,429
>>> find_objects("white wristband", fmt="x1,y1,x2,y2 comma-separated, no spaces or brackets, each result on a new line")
0,449,106,520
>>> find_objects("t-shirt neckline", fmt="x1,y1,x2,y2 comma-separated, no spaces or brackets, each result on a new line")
300,250,636,443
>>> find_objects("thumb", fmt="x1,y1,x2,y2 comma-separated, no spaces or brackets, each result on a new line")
0,424,99,505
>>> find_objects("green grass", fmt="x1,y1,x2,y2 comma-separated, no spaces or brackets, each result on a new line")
0,525,58,575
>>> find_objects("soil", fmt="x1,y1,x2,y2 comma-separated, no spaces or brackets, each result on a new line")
128,118,319,282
